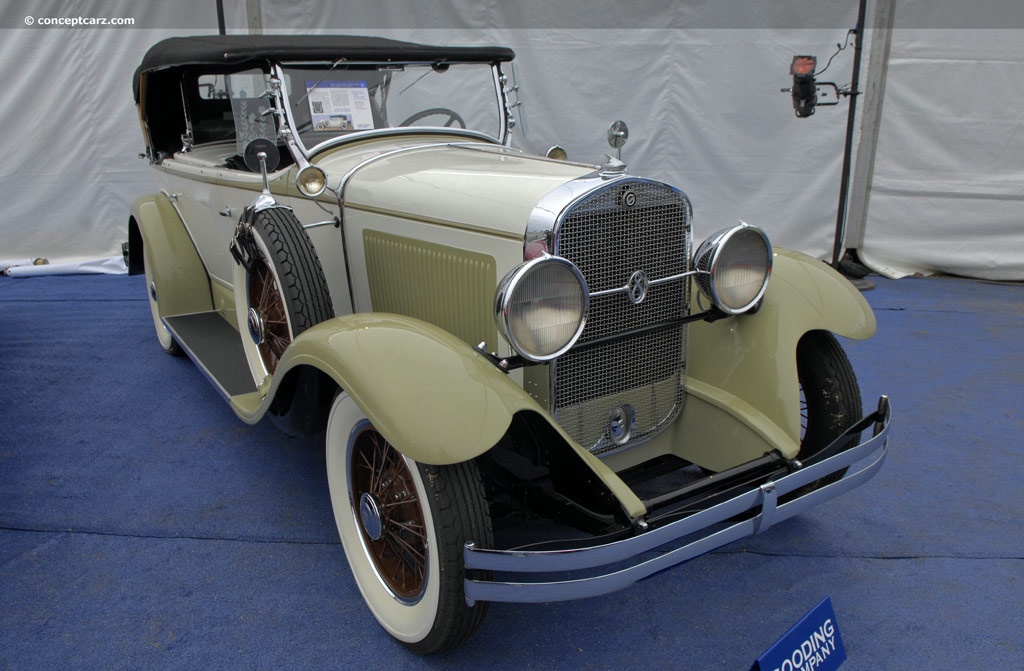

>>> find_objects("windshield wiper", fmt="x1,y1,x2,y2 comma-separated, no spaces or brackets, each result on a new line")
294,58,346,107
397,60,449,95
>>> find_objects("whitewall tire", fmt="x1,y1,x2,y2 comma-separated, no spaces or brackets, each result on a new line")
326,393,492,654
143,246,182,356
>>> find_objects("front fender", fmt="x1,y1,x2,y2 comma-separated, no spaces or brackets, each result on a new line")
234,311,638,516
767,248,877,340
231,312,645,517
299,313,525,465
681,249,875,468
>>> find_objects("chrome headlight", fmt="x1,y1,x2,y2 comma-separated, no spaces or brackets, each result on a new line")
495,256,589,362
296,164,327,197
694,223,772,314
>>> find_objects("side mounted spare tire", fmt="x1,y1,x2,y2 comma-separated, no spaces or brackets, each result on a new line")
233,207,334,387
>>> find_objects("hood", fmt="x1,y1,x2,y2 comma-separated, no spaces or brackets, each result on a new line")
321,141,595,239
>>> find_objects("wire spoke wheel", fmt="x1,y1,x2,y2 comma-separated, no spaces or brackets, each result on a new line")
349,425,428,601
326,393,492,654
233,207,333,386
799,385,809,441
248,255,292,374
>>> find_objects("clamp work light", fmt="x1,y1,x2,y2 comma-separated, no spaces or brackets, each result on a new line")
789,55,818,118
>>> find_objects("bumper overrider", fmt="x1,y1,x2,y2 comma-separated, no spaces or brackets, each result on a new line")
464,396,891,605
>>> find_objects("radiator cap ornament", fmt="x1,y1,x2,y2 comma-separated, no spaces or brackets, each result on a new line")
607,120,629,153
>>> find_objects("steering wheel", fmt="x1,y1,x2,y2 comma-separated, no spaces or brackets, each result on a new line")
399,108,466,128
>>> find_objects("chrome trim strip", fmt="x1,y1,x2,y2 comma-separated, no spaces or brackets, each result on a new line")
463,397,891,604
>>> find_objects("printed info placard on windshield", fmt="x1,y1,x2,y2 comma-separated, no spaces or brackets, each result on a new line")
306,81,374,132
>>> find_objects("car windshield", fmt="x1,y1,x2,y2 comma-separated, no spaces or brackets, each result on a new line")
281,62,503,150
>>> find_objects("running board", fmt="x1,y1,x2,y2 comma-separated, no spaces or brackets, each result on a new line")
163,312,257,400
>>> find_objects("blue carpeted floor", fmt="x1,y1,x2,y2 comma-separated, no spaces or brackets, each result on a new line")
1,273,1021,669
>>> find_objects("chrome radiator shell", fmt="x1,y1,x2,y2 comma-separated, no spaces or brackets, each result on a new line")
528,176,693,455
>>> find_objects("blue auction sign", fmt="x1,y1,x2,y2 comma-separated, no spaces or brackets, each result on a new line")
751,597,847,671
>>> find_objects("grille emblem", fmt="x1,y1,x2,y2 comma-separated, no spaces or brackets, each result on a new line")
626,270,650,304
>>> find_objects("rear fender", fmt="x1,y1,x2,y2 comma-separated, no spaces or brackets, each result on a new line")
681,249,876,468
129,193,213,317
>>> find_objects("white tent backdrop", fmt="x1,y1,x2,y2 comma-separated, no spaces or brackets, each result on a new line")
1,0,1021,279
859,26,1024,280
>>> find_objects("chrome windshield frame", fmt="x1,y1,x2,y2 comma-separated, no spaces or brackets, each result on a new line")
271,60,510,161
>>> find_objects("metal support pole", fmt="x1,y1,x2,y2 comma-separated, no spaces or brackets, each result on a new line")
831,0,868,268
215,0,226,35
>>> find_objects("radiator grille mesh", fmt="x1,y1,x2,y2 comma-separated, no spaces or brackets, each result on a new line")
553,179,692,455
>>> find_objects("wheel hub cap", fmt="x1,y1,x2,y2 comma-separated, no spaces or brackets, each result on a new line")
247,307,265,345
359,492,384,541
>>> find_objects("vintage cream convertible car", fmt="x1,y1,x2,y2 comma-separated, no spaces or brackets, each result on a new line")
129,35,890,653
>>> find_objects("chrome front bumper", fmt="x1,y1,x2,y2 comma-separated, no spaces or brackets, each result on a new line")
464,396,891,605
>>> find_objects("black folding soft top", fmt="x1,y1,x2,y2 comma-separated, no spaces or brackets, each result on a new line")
134,34,516,102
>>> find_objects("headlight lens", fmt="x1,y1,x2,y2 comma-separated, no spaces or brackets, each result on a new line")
296,165,327,197
694,223,772,314
495,256,589,362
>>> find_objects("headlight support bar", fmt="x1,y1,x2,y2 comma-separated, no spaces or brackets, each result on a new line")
480,307,727,373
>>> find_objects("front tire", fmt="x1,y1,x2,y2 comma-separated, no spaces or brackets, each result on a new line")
791,330,862,493
326,393,492,654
